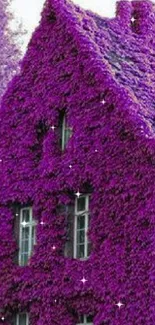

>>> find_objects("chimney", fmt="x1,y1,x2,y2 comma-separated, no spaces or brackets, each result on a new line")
116,0,155,34
116,1,132,29
132,0,155,34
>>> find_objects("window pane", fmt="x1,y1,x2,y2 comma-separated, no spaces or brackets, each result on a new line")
31,226,35,247
19,313,27,325
77,244,85,258
78,315,84,323
77,197,86,212
21,240,29,253
64,128,72,147
77,230,85,244
87,242,91,257
86,315,93,323
22,227,29,240
12,315,16,325
78,315,93,324
21,254,29,266
22,209,30,222
77,215,85,230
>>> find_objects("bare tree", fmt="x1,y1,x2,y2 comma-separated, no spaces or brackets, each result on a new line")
0,0,24,101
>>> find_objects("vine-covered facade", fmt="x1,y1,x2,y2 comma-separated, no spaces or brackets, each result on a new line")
0,0,154,324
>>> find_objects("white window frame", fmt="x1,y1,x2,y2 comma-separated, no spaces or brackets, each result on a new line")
74,194,90,259
19,207,36,266
77,315,93,325
14,313,29,325
62,113,72,150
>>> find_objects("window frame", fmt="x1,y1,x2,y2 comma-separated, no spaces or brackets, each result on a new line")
77,315,93,325
61,113,72,150
74,194,90,259
19,207,36,266
13,313,29,325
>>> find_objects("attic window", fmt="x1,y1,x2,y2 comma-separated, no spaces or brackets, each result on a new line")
60,112,72,150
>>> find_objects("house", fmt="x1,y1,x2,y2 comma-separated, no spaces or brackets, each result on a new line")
0,0,154,324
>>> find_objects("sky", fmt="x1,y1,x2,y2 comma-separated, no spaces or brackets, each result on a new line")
10,0,116,50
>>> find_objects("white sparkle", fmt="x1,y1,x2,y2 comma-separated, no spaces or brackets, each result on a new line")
101,99,106,104
116,301,124,309
21,220,27,227
95,149,98,152
80,276,88,284
50,125,56,131
52,245,56,250
75,191,81,198
69,165,72,169
1,317,5,321
40,221,45,225
131,17,135,23
15,213,19,216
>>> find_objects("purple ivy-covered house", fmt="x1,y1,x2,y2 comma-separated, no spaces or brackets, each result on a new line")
0,0,154,324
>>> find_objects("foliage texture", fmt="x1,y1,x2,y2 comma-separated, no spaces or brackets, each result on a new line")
0,0,154,324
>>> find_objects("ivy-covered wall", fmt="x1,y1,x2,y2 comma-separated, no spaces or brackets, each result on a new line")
0,0,154,324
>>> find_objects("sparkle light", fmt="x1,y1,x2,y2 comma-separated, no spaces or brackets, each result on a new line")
75,191,81,198
95,149,98,152
116,301,124,309
50,125,56,131
101,99,105,104
40,221,45,225
52,245,56,250
0,159,2,162
1,317,5,321
21,220,27,227
69,165,72,169
131,17,135,23
80,276,88,284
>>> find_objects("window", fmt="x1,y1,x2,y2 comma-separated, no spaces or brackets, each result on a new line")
74,195,91,259
61,113,72,150
77,315,93,325
19,207,36,266
12,313,29,325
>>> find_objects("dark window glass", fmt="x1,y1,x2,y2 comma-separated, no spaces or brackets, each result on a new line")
77,244,85,258
77,197,86,211
19,314,27,325
87,315,94,323
22,209,30,222
77,215,85,230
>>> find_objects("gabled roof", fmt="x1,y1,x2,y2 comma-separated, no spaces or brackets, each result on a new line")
57,0,155,138
32,0,155,139
80,0,155,137
14,0,155,140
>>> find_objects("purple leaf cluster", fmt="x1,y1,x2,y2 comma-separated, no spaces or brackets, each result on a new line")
0,0,154,324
